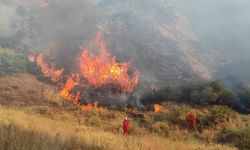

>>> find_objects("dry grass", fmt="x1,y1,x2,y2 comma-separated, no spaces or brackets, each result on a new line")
0,73,247,149
0,74,62,107
0,107,237,150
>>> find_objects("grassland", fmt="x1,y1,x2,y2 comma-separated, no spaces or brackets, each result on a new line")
0,106,238,150
0,74,248,150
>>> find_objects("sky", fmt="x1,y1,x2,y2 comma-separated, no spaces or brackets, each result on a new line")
170,0,250,58
170,0,250,83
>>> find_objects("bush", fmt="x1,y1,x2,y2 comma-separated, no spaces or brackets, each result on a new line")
85,116,102,127
157,80,235,106
218,90,235,105
155,86,181,101
0,50,27,76
240,88,250,109
190,86,219,105
209,105,233,124
218,127,250,149
153,106,189,129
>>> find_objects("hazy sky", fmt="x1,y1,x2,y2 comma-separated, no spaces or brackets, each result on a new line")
170,0,250,82
170,0,250,59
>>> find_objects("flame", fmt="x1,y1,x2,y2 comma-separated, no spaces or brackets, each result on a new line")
29,53,64,82
81,104,94,111
79,32,139,93
59,74,81,104
28,32,139,109
28,55,35,63
154,104,161,113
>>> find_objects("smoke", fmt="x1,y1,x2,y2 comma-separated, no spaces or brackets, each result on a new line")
169,0,250,84
0,3,16,37
2,0,249,107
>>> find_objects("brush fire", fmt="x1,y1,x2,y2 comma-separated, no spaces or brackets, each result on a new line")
28,32,139,109
154,104,162,113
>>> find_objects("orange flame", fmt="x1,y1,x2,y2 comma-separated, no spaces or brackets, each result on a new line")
79,32,139,93
28,32,139,108
29,53,64,82
154,104,161,113
59,74,80,102
81,104,94,111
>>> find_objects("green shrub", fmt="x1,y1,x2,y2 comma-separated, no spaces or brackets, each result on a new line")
210,105,233,124
218,90,235,105
157,80,235,106
156,86,181,101
153,106,189,130
240,88,250,109
0,50,27,76
218,127,250,149
85,116,102,127
190,86,219,105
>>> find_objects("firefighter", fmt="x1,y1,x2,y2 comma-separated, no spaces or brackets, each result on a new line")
188,112,197,130
123,117,130,136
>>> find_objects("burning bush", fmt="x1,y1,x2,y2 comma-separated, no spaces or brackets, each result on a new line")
28,32,139,107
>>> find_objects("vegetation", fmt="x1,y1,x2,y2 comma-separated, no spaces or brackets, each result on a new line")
209,105,233,124
240,88,250,110
0,48,28,76
218,127,250,149
155,80,235,106
0,48,249,149
0,106,240,150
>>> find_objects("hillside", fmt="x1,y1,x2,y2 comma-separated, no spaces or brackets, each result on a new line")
1,1,250,150
0,0,221,86
0,71,249,149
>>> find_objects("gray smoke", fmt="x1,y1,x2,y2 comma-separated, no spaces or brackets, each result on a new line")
170,0,250,85
1,0,250,106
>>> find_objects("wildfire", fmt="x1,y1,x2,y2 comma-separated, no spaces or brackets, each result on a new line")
29,54,64,82
28,55,35,63
81,104,93,111
28,32,139,108
79,32,139,93
59,74,81,104
154,104,162,113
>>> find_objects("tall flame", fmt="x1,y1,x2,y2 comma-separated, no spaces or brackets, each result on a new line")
28,32,139,108
79,32,139,93
59,74,81,104
29,54,64,82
